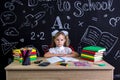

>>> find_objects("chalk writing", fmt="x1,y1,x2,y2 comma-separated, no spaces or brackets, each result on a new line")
51,16,70,29
0,0,120,79
109,17,120,27
104,14,108,18
92,17,98,22
31,32,45,40
28,0,56,7
28,0,38,7
73,0,114,17
57,0,71,12
4,0,23,11
5,2,15,11
12,0,23,5
42,4,54,15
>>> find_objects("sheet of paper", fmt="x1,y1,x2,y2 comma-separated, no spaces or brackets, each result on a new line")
61,57,79,62
47,57,79,63
46,57,63,63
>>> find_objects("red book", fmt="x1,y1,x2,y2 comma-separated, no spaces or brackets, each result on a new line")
30,52,36,55
82,50,103,55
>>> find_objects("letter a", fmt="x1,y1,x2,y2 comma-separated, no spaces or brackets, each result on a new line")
52,16,63,29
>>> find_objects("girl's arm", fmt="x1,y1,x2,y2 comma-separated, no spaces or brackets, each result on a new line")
64,51,79,57
44,51,79,58
44,52,65,58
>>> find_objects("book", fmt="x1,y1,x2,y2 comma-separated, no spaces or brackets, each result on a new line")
80,26,118,54
81,53,103,62
82,50,104,55
81,52,103,57
47,57,79,63
83,46,106,52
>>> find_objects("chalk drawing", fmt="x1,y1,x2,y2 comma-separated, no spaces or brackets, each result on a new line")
109,17,120,27
28,0,38,7
1,38,18,55
57,0,71,12
19,11,46,29
42,4,54,15
19,38,25,42
114,50,120,60
66,16,70,20
42,20,46,24
1,11,17,26
30,32,45,40
80,25,118,55
4,27,19,36
42,45,49,53
12,0,23,5
114,74,120,79
78,21,84,27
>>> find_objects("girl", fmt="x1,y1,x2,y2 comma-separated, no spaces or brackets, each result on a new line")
44,30,79,58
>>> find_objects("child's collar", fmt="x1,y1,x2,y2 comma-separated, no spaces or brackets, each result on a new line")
56,46,64,50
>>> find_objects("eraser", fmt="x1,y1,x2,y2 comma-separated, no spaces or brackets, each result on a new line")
98,63,106,66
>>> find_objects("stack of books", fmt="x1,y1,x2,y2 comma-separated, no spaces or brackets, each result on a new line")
81,46,106,62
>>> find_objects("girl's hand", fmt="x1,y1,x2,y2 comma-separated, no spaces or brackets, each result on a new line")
56,54,65,57
58,53,72,57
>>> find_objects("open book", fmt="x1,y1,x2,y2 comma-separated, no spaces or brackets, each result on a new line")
81,26,118,54
47,56,79,63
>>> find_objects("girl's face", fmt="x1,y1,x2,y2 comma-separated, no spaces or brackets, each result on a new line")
54,34,66,47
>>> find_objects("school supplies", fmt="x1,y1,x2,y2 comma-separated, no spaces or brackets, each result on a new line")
12,47,37,64
74,61,91,66
81,45,106,62
38,62,50,66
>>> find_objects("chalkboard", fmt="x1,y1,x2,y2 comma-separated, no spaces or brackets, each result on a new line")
0,0,120,80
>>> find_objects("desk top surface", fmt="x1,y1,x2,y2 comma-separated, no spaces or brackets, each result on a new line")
5,57,114,70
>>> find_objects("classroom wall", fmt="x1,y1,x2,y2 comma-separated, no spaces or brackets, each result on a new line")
0,0,120,80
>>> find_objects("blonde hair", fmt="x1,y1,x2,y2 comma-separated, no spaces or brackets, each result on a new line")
51,31,70,47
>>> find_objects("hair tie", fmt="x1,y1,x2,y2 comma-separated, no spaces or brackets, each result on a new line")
61,30,68,36
51,30,59,36
51,30,69,36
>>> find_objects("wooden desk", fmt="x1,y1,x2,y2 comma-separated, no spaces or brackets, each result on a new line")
5,58,114,80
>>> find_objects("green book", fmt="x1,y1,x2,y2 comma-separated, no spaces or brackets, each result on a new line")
83,46,106,52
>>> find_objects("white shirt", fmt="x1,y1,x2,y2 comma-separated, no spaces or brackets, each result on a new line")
49,46,72,54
